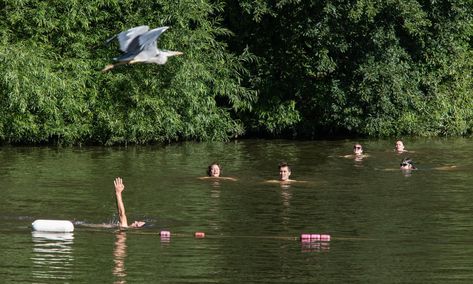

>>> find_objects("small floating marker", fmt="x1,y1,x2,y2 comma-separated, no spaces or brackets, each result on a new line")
194,232,205,238
321,234,331,241
160,231,171,238
310,234,321,241
300,234,311,241
300,233,331,242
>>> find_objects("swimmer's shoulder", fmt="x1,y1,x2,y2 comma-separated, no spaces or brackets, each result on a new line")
198,176,237,181
341,154,369,159
219,176,238,181
434,165,457,171
265,179,306,184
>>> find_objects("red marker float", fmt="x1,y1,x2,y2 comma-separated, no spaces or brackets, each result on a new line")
160,231,171,237
321,234,331,241
194,232,205,238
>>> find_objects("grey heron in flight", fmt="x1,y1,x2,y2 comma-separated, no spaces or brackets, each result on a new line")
102,25,183,72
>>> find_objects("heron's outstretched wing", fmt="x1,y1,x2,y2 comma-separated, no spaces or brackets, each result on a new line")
117,25,150,52
128,27,168,61
138,26,169,49
108,26,178,65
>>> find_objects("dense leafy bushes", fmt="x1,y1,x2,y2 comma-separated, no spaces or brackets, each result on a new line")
1,0,255,144
1,0,472,144
226,0,473,137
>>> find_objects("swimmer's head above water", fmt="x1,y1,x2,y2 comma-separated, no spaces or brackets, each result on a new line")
395,140,405,152
207,162,221,177
353,144,363,155
400,158,416,170
279,162,292,181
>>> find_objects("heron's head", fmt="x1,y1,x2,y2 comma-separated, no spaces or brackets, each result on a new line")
150,50,184,64
165,50,183,57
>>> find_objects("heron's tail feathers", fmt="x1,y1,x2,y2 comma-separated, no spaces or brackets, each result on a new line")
104,34,118,46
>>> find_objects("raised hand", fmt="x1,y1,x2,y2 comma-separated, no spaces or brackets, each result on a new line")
114,177,125,194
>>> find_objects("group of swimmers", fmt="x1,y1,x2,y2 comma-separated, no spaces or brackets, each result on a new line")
347,140,415,170
112,140,420,229
113,161,299,228
199,161,298,183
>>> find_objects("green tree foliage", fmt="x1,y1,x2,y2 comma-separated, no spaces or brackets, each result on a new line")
225,0,473,137
1,0,256,144
1,0,472,144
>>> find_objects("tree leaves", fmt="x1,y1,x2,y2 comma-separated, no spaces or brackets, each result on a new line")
1,0,256,144
227,0,473,137
1,0,472,144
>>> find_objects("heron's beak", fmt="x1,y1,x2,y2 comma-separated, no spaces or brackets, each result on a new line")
171,51,184,56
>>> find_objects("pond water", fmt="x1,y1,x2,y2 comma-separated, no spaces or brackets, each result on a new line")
1,138,473,283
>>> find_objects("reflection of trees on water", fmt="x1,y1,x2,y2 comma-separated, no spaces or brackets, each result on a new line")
208,186,221,231
113,231,128,284
280,187,292,228
31,232,74,282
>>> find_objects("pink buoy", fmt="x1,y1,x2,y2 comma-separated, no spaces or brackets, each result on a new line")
321,234,331,241
301,234,310,240
300,233,331,242
310,234,321,241
300,234,311,241
194,232,205,238
160,231,171,237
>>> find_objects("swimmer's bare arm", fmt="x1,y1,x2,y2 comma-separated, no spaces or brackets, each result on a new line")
265,179,306,183
434,165,457,170
114,177,128,228
198,176,237,181
222,177,238,181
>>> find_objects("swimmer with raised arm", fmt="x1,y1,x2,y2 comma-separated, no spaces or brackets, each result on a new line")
76,178,146,229
198,162,237,181
114,177,146,228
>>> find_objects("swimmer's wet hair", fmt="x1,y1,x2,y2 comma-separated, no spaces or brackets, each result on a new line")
278,161,291,171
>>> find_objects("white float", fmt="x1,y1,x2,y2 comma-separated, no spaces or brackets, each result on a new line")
32,219,74,232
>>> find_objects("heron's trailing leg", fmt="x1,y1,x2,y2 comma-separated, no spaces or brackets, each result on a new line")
101,61,129,72
101,64,115,72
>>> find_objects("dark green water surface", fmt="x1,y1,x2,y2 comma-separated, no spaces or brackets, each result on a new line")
1,138,473,283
